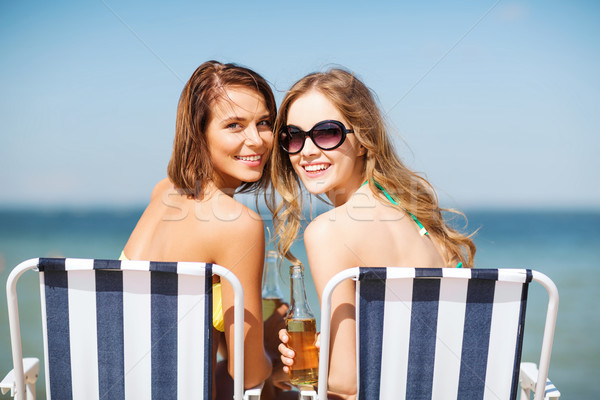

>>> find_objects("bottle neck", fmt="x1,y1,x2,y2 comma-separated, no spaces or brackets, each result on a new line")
288,265,314,320
262,252,283,299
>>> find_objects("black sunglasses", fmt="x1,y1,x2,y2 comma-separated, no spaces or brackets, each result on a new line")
279,120,354,154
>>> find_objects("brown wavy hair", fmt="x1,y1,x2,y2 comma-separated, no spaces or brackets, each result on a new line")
167,60,276,198
269,68,476,267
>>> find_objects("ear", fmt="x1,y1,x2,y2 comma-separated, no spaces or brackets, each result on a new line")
357,144,366,157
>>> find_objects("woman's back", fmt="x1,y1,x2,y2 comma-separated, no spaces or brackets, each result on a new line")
123,178,271,391
306,185,446,271
302,186,447,398
124,178,263,264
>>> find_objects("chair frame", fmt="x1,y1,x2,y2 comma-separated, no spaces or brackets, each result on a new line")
3,257,247,400
317,267,559,400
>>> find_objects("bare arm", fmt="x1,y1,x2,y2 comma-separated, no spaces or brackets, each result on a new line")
304,217,359,399
216,210,272,388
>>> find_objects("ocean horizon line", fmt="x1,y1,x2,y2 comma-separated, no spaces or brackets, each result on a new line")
0,203,599,214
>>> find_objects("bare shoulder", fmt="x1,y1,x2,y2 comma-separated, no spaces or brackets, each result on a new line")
303,209,363,303
305,210,328,233
304,210,336,243
150,178,174,200
209,194,264,234
203,195,265,262
224,204,264,240
304,205,360,247
304,208,360,271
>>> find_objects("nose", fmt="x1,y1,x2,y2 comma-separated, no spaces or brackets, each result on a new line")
300,135,320,157
243,124,263,146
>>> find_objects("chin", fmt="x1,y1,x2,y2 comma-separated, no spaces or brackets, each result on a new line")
241,172,264,184
301,180,329,196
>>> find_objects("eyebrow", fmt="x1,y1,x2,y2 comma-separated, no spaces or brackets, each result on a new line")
219,116,241,125
219,113,271,124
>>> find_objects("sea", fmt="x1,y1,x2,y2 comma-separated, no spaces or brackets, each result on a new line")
0,207,599,399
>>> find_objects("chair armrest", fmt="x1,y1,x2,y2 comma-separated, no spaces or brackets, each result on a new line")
298,388,317,400
520,362,561,400
1,357,40,396
243,382,264,400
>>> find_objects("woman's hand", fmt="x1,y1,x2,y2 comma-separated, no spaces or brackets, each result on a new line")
278,329,295,374
278,329,321,374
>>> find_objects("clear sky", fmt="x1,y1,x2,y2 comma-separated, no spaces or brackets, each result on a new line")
1,0,599,210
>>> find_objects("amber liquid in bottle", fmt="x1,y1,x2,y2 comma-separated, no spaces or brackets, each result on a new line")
286,318,319,385
286,264,319,386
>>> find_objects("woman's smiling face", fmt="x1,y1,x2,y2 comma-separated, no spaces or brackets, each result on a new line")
206,86,273,190
286,90,365,204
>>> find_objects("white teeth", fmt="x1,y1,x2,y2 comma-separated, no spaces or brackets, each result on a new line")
236,155,261,161
304,164,328,172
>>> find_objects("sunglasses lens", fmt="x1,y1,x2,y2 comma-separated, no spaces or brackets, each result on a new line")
313,122,344,150
280,121,347,153
280,128,304,153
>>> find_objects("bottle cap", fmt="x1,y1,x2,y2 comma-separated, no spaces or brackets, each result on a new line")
290,264,303,272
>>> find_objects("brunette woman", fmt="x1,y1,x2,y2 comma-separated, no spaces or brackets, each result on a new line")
122,61,279,398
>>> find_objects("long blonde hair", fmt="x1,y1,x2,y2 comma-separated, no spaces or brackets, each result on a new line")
269,68,476,267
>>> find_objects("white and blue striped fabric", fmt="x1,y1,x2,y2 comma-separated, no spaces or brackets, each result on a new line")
355,267,532,400
544,379,559,400
37,257,214,400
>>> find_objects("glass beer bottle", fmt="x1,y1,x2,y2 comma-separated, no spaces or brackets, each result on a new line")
262,250,284,321
286,264,319,386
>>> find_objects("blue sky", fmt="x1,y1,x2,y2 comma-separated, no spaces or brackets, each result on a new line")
1,0,598,209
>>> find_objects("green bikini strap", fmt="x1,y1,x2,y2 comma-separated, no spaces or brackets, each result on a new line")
361,180,429,236
361,180,464,268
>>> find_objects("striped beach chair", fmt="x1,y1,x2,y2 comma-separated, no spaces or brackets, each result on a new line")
1,257,260,400
316,267,560,400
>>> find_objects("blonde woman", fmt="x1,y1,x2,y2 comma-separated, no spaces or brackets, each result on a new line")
122,61,282,399
270,68,476,399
